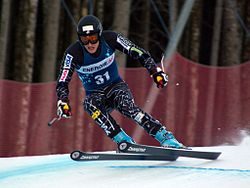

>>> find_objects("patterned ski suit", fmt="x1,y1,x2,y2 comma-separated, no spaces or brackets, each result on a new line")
56,31,165,140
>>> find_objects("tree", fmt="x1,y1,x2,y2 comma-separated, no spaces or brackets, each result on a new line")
0,0,11,79
35,0,61,82
112,0,132,68
219,0,241,66
241,0,250,62
210,0,223,66
12,0,38,82
217,0,241,144
189,0,203,62
96,0,105,22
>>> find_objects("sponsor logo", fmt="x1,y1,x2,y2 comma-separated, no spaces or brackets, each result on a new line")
82,25,94,34
91,110,101,120
119,143,128,151
64,54,73,69
59,69,69,82
92,112,114,136
127,146,146,153
76,53,115,74
100,123,111,135
134,112,145,123
117,35,132,50
80,155,100,160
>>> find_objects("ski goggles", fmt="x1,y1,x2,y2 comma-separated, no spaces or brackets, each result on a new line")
80,34,99,45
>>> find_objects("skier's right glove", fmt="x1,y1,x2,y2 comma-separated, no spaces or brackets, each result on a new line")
57,99,72,118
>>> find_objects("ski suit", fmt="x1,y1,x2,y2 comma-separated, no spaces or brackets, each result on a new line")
56,31,165,141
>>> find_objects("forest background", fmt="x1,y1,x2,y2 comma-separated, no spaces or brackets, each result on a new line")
0,0,250,83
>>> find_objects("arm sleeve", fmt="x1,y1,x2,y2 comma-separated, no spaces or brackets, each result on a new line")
56,49,76,101
103,31,158,74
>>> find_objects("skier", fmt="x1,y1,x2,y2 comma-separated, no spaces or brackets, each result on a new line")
56,15,185,149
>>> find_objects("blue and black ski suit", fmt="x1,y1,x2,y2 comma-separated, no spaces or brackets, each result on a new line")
56,31,165,141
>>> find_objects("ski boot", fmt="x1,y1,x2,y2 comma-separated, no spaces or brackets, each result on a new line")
113,129,135,153
155,127,187,149
113,129,135,144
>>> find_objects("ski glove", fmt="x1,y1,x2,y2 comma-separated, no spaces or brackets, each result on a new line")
57,99,72,118
151,67,168,88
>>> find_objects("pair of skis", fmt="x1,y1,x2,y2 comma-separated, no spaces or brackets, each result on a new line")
70,142,221,162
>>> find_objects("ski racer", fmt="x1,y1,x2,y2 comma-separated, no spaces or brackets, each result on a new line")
56,15,185,149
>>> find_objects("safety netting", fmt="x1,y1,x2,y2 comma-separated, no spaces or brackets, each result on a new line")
1,53,250,157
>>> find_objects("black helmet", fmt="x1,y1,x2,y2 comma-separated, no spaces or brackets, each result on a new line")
77,15,103,37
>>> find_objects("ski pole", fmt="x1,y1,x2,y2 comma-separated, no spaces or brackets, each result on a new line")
160,54,165,72
48,116,61,127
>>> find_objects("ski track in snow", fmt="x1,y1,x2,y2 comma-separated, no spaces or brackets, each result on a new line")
1,137,250,188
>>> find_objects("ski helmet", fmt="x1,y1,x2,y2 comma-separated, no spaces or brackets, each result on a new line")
77,15,103,37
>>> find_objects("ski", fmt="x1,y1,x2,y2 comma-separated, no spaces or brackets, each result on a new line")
118,142,221,160
70,150,178,162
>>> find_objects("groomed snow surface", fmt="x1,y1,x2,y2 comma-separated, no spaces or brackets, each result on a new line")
1,136,250,188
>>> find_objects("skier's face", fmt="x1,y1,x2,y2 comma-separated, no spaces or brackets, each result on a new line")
84,41,99,54
80,34,99,54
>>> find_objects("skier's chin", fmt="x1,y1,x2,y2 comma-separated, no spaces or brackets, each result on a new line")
85,44,98,54
87,47,97,54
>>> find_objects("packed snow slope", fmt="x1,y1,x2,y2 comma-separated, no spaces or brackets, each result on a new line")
1,137,250,188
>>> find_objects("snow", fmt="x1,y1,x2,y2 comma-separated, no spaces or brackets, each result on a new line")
1,137,250,188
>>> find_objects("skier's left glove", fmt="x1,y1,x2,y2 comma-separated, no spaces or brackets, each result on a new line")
57,99,72,118
151,67,168,88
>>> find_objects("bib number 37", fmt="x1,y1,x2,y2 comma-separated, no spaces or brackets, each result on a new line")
94,71,110,84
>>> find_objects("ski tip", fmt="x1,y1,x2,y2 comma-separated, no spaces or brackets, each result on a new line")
70,150,82,160
118,142,130,151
